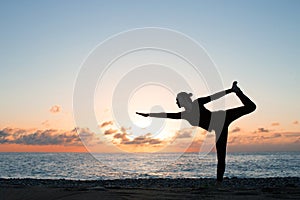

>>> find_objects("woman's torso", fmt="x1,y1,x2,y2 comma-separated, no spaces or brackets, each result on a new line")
182,99,212,130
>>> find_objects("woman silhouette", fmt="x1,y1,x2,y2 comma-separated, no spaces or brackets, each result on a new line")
136,81,256,183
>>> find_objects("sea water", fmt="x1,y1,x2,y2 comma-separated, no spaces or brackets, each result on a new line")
0,152,299,180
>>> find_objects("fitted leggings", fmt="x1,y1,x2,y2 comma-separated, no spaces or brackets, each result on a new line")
215,91,256,181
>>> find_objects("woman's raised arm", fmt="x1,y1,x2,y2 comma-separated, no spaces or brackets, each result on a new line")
197,81,238,104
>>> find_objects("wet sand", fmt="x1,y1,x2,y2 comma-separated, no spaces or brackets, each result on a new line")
1,177,299,200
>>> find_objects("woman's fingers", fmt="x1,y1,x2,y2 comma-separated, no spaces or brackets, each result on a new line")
136,112,149,117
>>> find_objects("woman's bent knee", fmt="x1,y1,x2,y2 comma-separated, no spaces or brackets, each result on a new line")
249,102,256,112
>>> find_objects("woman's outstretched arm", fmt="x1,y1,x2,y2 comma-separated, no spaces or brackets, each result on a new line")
136,112,182,119
198,81,237,104
199,89,233,104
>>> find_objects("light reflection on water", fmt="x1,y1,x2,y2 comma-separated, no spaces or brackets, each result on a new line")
0,152,299,180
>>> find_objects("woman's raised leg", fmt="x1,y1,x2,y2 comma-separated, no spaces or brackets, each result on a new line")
225,87,256,125
215,84,256,182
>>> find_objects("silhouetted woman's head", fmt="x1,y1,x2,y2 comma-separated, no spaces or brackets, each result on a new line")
176,92,193,111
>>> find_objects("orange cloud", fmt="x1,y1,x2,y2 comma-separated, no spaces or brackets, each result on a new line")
293,120,299,125
280,132,300,138
255,128,270,133
227,130,300,152
100,122,166,152
2,124,300,152
271,122,280,126
104,128,118,135
96,118,300,153
49,105,61,113
113,133,129,141
230,127,241,133
112,131,164,146
41,120,50,127
121,133,163,145
166,128,206,153
0,127,100,147
99,121,113,128
0,144,87,152
184,138,204,152
0,128,89,152
175,128,195,139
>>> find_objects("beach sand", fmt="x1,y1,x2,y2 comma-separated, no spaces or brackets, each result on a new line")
1,177,299,200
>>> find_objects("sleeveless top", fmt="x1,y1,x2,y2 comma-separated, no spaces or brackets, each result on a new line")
181,99,212,130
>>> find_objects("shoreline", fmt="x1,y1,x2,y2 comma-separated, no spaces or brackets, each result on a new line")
1,177,300,199
1,177,300,187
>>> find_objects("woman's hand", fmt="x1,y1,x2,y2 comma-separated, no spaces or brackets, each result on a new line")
136,112,150,117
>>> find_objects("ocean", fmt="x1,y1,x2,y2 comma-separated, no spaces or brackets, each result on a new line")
0,152,299,180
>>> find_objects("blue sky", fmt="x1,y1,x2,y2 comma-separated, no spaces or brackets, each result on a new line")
0,0,299,132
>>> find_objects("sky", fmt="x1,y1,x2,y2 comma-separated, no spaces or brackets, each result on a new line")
0,0,299,153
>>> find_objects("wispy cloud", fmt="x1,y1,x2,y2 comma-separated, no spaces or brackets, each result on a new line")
228,131,299,145
111,131,164,146
255,128,270,133
121,133,163,145
281,132,300,138
99,121,113,128
49,105,61,113
175,128,195,139
228,136,240,144
271,122,280,126
260,133,282,139
293,120,299,125
113,133,129,141
41,120,50,127
230,127,241,133
228,130,300,152
77,127,102,146
104,128,118,135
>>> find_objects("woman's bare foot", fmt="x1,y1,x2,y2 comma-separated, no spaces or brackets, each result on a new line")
232,81,241,93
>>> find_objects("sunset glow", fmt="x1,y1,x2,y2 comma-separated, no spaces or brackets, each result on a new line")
0,1,299,154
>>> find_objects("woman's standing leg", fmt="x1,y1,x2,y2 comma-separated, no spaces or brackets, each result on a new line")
216,126,229,182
